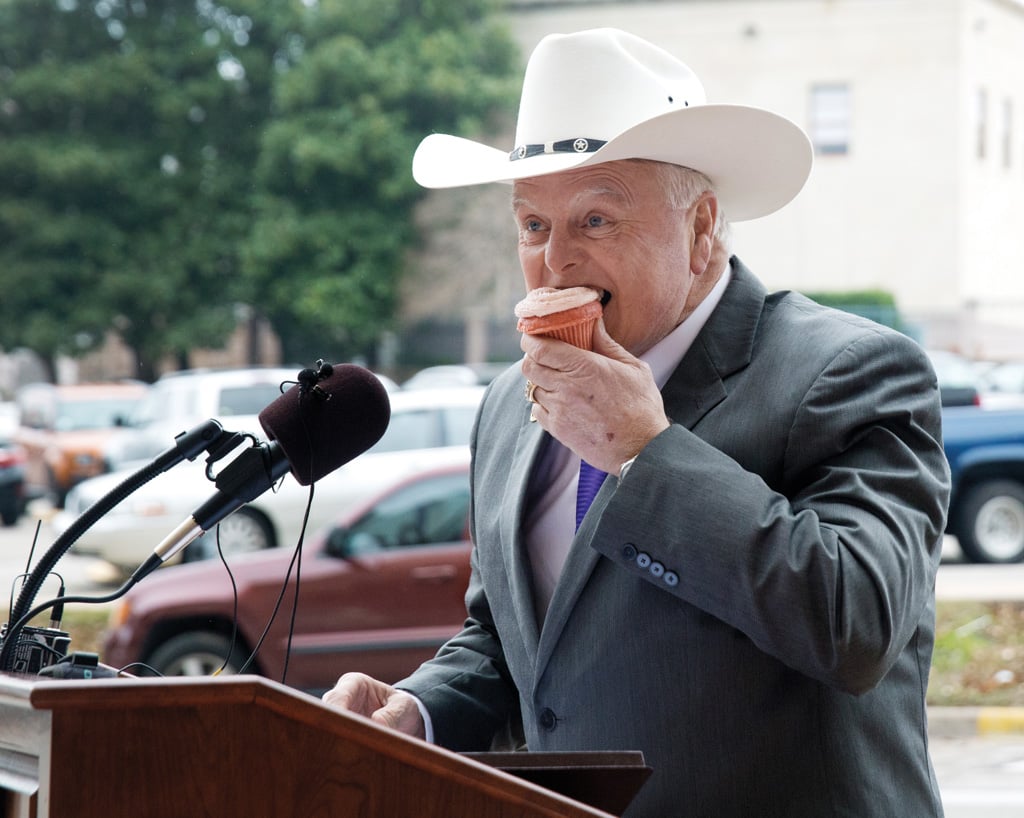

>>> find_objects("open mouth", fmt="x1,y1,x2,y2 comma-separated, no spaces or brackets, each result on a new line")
600,289,612,307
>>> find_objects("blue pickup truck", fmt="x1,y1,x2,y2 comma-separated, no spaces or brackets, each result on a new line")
942,406,1024,563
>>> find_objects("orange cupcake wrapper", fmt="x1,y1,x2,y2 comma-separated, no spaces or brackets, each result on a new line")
546,318,599,350
516,301,602,350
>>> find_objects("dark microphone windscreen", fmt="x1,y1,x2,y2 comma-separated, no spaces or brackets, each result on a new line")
258,364,391,485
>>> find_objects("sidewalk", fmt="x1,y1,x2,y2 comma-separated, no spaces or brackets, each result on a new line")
929,706,1024,737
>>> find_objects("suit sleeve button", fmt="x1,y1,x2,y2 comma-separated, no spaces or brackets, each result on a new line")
621,543,638,561
636,552,651,569
649,561,664,577
664,571,679,587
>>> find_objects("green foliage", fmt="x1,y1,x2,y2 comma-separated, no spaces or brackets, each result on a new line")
803,289,903,331
803,289,898,308
929,601,1024,707
0,0,518,374
242,0,518,363
0,0,274,377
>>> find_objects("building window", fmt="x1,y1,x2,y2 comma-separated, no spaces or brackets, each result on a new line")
809,83,851,155
1001,97,1013,169
975,88,988,160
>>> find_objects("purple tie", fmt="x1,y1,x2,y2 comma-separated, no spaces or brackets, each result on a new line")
575,460,608,531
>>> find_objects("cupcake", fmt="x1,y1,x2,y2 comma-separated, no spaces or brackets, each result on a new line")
514,286,603,350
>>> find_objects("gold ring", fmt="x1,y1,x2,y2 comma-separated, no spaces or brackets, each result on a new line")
525,380,539,404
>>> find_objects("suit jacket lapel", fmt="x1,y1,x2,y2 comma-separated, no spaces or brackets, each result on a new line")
530,258,767,681
662,257,764,425
533,480,607,678
502,413,547,659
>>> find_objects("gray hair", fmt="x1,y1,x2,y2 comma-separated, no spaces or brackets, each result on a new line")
638,160,732,248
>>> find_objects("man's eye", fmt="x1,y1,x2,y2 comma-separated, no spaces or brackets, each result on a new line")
525,219,543,232
587,215,606,227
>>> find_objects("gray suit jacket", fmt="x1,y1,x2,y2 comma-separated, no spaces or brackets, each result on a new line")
398,258,951,817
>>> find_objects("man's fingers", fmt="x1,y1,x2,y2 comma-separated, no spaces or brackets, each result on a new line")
323,676,426,739
370,691,426,739
322,672,383,715
520,331,584,372
591,317,633,362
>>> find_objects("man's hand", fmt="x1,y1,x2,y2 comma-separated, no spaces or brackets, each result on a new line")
321,672,426,739
521,318,670,474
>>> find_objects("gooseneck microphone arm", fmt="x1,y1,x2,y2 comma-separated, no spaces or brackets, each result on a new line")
128,440,292,585
0,419,243,672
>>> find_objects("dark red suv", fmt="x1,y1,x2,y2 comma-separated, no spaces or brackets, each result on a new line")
101,462,471,694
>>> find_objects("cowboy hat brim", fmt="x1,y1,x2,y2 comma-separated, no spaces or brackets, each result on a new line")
413,103,812,222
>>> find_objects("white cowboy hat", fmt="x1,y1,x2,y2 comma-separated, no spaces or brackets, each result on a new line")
412,28,813,221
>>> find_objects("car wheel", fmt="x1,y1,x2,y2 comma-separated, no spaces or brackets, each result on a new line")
954,479,1024,563
146,631,249,677
183,507,275,562
0,496,19,527
46,467,68,509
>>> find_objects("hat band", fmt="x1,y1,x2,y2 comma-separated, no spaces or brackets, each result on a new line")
509,137,607,162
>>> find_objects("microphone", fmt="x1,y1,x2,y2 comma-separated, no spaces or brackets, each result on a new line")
130,363,391,582
259,361,392,485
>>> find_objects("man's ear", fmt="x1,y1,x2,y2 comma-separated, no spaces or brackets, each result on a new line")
690,193,718,275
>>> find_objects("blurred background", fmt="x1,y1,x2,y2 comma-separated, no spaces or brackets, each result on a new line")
1,6,1023,811
2,0,1023,544
2,0,1022,390
4,0,1024,544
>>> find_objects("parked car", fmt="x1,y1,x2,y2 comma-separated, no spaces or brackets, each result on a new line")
14,382,150,506
100,367,304,471
926,349,982,408
977,360,1024,409
402,362,513,390
101,462,472,694
102,366,401,472
0,402,27,526
53,387,484,573
942,405,1024,563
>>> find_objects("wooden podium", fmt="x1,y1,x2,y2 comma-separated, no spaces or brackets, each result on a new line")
0,674,647,817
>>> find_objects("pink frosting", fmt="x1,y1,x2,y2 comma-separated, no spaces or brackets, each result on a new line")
514,286,602,318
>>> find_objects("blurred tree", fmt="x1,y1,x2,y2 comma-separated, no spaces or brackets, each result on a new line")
0,0,517,378
804,289,904,332
243,0,519,365
0,0,281,380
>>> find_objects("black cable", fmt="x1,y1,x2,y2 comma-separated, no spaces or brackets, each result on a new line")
49,576,66,629
280,482,315,686
212,525,241,677
235,483,315,678
117,662,164,677
28,639,68,661
236,535,301,675
3,577,141,667
235,409,318,682
279,404,319,685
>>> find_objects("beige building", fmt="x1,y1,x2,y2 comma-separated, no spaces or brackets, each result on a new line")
407,0,1024,362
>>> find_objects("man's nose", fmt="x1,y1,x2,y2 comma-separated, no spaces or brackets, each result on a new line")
544,226,581,276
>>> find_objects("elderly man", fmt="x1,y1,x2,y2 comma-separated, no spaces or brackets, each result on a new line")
324,28,950,817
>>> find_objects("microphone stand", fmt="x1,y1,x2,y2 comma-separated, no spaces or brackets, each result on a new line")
0,420,245,673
